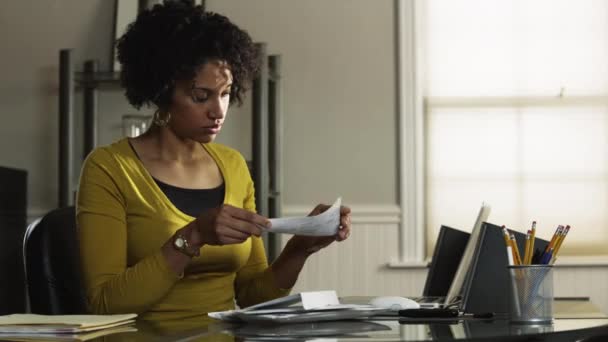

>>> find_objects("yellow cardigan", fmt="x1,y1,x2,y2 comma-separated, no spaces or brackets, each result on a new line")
76,138,289,321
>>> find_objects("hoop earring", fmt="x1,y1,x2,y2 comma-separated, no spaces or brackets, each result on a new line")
153,110,171,127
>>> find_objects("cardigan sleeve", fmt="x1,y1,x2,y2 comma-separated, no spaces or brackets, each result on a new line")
77,149,181,314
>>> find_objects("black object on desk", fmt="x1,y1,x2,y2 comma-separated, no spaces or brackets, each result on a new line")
423,225,470,298
0,166,27,314
461,222,550,315
398,308,495,322
399,308,460,318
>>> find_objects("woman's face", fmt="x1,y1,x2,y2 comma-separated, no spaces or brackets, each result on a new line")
168,60,233,143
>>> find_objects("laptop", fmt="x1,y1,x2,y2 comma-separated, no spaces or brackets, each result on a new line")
412,225,470,307
411,203,491,309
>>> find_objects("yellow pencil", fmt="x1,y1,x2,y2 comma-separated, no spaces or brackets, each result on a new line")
510,233,522,265
523,230,532,265
545,225,563,254
528,221,536,264
502,226,516,264
551,225,571,264
501,225,511,246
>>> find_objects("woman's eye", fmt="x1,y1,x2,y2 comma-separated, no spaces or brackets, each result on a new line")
221,92,230,98
191,89,209,102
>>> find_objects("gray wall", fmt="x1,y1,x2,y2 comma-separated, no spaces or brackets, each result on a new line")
1,1,114,211
207,0,397,206
0,0,397,214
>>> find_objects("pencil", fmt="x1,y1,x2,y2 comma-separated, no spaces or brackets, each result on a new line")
510,233,522,265
539,225,563,264
529,221,536,264
544,225,563,258
502,226,517,265
523,230,532,265
551,225,571,264
501,225,511,246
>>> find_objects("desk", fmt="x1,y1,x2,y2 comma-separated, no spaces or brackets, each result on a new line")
73,299,608,341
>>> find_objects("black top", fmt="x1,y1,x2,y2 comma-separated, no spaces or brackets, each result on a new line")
127,141,225,217
153,178,225,217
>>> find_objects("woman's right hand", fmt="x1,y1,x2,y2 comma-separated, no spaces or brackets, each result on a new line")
194,204,271,246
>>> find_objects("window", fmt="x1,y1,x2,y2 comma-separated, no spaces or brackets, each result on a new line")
397,0,608,262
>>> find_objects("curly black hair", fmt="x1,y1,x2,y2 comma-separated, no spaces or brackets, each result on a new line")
116,0,259,110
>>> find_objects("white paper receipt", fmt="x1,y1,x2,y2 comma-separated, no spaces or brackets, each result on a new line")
267,197,342,236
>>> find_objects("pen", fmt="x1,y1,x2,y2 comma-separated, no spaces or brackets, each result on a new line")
399,308,459,318
398,309,495,319
541,247,554,265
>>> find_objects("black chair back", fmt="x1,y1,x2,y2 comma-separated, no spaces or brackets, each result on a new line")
23,206,87,314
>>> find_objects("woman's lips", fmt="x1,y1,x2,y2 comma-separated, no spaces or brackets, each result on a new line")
202,125,221,134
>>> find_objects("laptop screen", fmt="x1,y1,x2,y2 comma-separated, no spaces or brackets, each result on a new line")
422,225,470,297
443,202,491,307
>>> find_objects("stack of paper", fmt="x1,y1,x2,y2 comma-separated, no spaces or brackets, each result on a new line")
209,291,385,324
0,314,137,341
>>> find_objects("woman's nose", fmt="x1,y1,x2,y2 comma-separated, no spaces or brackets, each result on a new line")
207,98,225,119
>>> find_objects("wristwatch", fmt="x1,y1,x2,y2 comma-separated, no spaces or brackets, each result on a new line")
172,233,200,258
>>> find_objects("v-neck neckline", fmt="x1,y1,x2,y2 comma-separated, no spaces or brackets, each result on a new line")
122,138,230,219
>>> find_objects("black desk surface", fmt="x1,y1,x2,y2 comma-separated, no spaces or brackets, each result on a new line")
38,298,608,341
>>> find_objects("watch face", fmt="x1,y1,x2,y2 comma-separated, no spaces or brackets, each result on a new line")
174,237,186,248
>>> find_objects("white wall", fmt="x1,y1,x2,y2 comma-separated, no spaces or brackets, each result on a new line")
206,0,398,206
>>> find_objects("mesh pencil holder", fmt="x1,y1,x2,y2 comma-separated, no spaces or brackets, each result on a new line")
507,265,554,325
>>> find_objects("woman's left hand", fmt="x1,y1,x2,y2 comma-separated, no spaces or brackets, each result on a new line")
287,204,352,256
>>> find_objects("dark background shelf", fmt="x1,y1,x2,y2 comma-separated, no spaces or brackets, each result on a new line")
75,71,120,85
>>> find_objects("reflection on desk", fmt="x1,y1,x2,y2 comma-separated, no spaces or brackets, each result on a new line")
74,297,608,341
225,320,391,340
90,316,608,341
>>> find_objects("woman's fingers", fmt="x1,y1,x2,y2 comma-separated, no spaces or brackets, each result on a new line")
225,205,271,228
340,205,351,215
208,204,269,245
221,216,263,237
337,207,351,241
216,223,251,240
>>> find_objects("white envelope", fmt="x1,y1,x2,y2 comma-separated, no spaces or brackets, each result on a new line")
267,197,342,236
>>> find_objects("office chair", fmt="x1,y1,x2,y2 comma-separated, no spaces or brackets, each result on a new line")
23,206,88,314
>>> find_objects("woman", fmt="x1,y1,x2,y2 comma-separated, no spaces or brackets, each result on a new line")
77,1,351,322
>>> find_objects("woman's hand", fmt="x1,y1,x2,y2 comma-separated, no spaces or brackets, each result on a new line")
287,204,352,255
192,204,271,246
